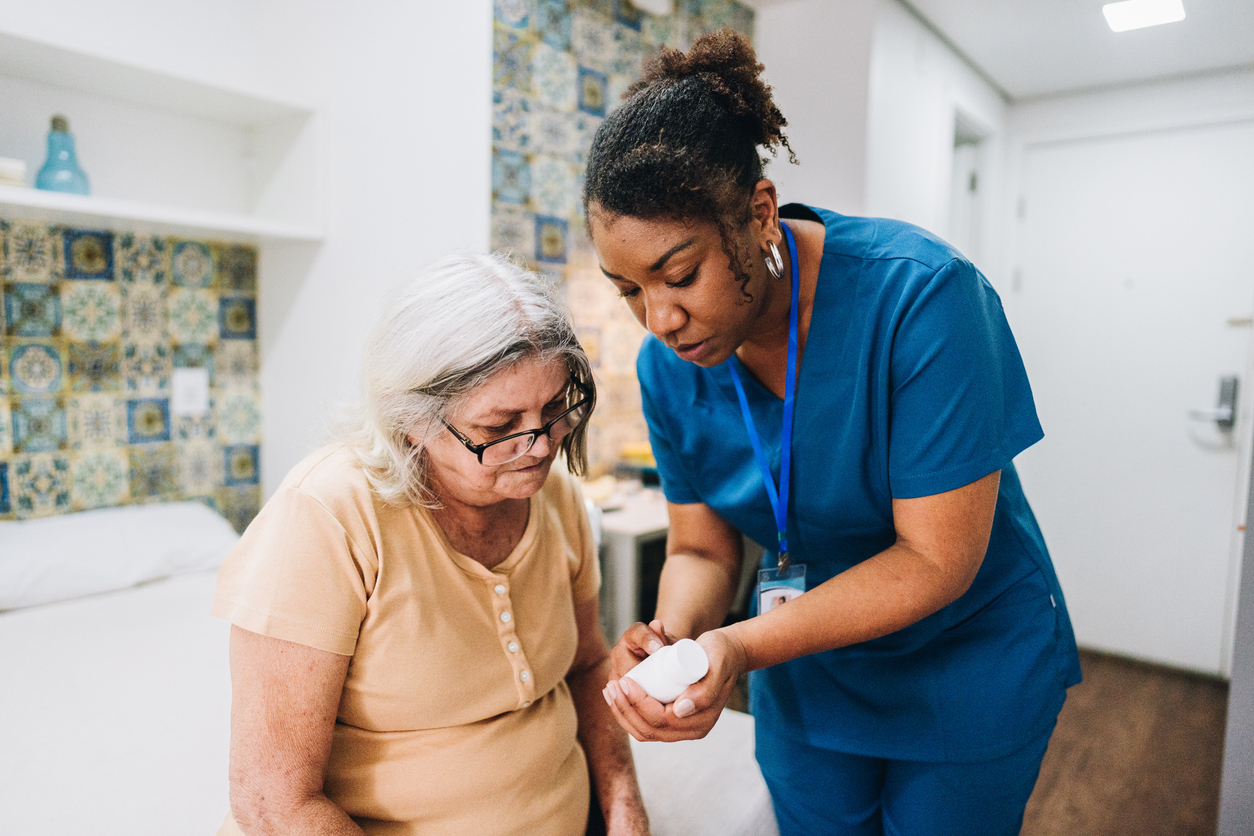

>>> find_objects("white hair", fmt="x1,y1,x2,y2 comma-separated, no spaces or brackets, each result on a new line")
340,251,595,507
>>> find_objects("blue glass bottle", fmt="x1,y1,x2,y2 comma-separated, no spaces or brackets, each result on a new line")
36,114,90,195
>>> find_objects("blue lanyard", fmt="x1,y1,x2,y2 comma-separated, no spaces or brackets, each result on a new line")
727,222,800,573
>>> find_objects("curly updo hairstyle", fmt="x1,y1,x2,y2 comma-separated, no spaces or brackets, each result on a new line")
582,29,795,296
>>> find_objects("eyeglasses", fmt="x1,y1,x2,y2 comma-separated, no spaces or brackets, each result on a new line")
442,383,592,466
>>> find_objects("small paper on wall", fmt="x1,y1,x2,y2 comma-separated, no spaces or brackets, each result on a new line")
171,368,211,417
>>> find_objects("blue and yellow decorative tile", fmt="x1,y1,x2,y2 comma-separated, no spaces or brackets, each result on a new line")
115,234,169,284
123,343,171,394
63,229,114,281
531,155,577,218
533,108,579,161
577,66,608,117
2,221,64,283
169,288,218,345
537,0,573,50
67,341,121,392
218,298,256,341
218,245,257,296
179,439,222,496
535,215,570,264
11,452,72,518
216,389,262,444
9,343,62,394
66,394,126,449
128,443,179,501
575,0,614,20
495,29,535,94
533,42,577,111
572,9,613,73
216,484,261,533
4,282,60,337
611,25,643,77
126,397,171,443
493,149,532,206
495,0,532,28
61,280,122,342
11,396,66,453
120,283,169,343
572,112,604,166
175,400,216,442
171,240,215,288
491,203,537,261
71,449,129,510
174,343,215,382
223,443,260,487
0,398,11,455
642,12,681,49
614,0,643,31
215,341,257,387
494,88,534,153
0,461,9,517
607,73,634,115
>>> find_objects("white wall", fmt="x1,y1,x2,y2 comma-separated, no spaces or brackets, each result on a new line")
259,1,492,492
754,0,877,215
863,0,1007,277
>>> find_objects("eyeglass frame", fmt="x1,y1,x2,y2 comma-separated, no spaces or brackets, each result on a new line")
441,381,592,465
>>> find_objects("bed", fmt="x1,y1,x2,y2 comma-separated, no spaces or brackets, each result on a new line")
0,502,778,836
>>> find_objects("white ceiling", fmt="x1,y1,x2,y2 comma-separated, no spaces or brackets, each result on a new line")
749,0,1254,100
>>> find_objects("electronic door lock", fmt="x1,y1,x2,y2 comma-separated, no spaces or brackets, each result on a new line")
1189,375,1239,431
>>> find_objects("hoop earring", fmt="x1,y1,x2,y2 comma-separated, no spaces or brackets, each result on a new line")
765,241,783,279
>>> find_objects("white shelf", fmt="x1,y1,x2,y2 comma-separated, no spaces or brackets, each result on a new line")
0,31,312,126
0,185,323,244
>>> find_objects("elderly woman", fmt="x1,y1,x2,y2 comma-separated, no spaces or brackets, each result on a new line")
212,252,650,836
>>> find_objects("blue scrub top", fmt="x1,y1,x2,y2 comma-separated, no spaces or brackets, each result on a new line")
638,205,1081,763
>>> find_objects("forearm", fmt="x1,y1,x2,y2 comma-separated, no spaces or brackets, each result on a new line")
569,657,649,830
654,551,740,639
720,540,978,671
231,790,364,836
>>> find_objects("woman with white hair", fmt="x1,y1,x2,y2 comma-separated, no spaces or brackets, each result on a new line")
212,252,650,835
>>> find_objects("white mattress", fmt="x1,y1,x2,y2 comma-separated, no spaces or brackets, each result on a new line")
0,568,777,835
0,569,231,836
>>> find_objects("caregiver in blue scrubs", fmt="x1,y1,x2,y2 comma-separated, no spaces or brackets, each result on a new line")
585,30,1081,836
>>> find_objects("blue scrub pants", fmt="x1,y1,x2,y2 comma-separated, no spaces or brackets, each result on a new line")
756,725,1054,836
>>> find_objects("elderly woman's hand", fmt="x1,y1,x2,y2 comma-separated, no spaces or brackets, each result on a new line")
603,627,747,742
608,619,670,680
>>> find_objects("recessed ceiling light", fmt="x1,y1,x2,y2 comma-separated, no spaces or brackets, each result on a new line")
1102,0,1186,32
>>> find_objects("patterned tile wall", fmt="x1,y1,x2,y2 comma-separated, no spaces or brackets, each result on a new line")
0,219,262,532
491,0,755,475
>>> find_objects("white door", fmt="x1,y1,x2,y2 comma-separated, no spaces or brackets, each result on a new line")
1010,121,1254,676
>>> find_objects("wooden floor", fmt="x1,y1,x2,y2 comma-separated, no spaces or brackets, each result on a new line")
1022,649,1229,836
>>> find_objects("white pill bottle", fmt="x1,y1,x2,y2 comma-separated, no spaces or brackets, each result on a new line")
623,638,710,704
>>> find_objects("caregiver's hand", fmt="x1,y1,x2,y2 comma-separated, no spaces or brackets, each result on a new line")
603,628,747,742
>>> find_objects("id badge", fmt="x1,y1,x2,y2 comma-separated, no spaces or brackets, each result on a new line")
758,561,806,613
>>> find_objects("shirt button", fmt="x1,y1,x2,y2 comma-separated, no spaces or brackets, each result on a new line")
507,641,519,653
494,584,506,595
500,612,512,623
520,670,530,682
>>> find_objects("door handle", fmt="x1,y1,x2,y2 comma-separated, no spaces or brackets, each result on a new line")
1189,375,1239,431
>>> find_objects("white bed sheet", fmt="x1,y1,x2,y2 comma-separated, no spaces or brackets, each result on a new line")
0,569,231,836
0,567,777,836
